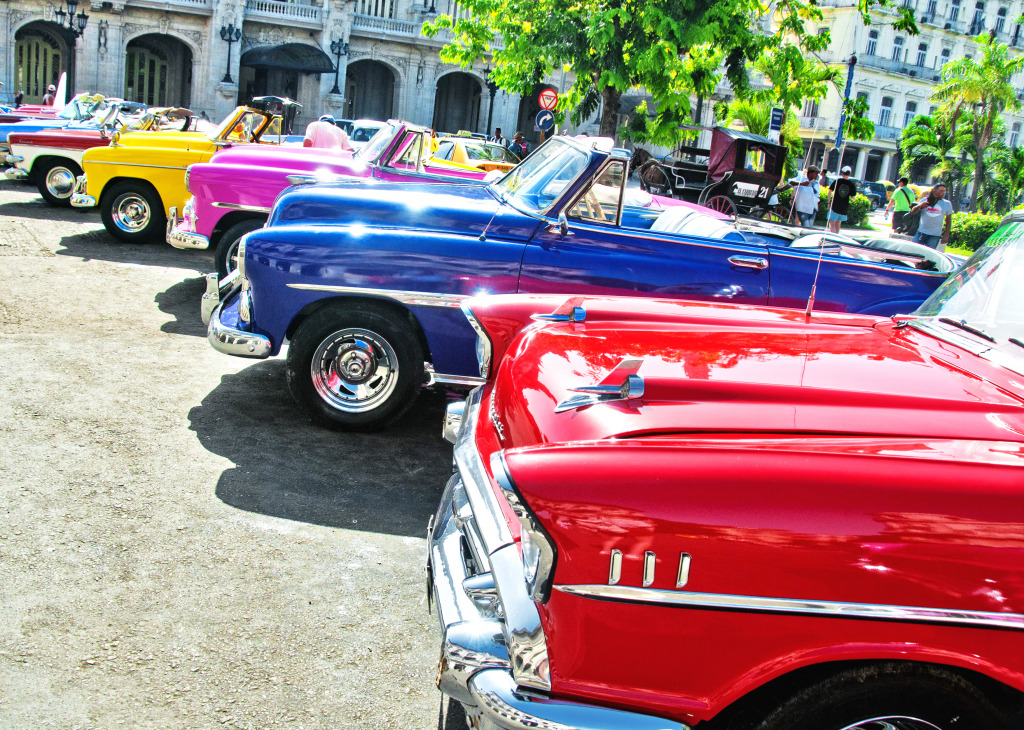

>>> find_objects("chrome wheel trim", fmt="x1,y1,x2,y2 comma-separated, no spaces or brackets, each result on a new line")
839,717,943,730
45,166,76,198
225,238,241,275
311,327,399,414
111,192,151,233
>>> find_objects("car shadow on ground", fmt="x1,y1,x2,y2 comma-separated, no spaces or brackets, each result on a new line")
56,230,214,272
0,194,92,222
188,359,455,539
156,276,208,336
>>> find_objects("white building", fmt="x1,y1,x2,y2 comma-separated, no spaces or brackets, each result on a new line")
1,0,585,140
795,0,1024,183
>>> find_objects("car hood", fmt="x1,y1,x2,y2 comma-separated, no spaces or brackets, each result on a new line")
271,180,541,242
204,144,365,176
490,307,1024,449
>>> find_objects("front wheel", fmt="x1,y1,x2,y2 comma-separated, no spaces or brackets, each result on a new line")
753,663,1011,730
100,181,166,243
215,218,265,278
286,304,424,431
36,159,82,207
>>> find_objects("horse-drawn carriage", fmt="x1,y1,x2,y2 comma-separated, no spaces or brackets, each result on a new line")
635,126,787,220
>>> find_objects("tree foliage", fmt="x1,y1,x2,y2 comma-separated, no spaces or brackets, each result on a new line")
423,0,915,146
899,112,973,191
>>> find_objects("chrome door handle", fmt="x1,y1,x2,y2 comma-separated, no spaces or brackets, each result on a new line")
728,255,768,270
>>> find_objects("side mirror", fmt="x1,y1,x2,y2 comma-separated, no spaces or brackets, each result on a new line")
557,213,570,236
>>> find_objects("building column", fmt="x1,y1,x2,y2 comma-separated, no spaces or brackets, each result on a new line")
880,152,893,181
854,147,868,180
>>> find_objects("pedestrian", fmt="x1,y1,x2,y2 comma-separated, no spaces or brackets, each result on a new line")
42,84,56,106
911,184,954,250
789,164,821,228
303,114,352,151
508,131,528,159
490,127,507,147
884,176,915,233
827,165,857,233
14,89,24,108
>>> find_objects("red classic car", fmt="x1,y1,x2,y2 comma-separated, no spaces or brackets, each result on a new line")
427,213,1024,729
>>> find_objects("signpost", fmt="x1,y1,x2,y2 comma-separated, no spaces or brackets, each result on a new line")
767,107,784,144
535,109,554,132
538,88,558,111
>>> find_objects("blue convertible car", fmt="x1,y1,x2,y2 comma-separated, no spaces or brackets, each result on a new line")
205,135,956,430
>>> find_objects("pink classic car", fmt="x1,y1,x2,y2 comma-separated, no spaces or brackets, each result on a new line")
427,214,1024,729
168,119,491,277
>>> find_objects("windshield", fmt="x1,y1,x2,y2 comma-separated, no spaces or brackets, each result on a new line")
356,122,401,162
490,137,590,214
913,220,1024,357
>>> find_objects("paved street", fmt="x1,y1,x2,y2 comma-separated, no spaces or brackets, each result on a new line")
0,179,463,728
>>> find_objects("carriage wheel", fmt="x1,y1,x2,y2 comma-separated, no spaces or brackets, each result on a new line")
762,205,790,223
704,195,738,221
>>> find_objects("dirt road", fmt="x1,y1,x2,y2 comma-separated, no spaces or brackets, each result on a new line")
0,180,459,728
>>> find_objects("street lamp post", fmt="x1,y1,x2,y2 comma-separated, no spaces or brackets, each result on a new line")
329,40,349,95
53,0,88,95
831,54,857,173
220,24,242,84
485,68,497,136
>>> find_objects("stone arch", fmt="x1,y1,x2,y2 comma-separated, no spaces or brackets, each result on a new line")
432,71,483,134
345,59,397,121
124,33,194,108
13,21,69,104
516,83,556,145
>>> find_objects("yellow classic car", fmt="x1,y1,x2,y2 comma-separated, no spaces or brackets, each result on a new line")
429,136,521,173
70,97,297,243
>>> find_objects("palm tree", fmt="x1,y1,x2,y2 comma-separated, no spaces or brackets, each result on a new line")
992,142,1024,209
932,32,1024,211
899,113,972,194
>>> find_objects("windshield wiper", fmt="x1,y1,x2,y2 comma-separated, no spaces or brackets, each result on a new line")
939,317,996,342
1010,337,1024,350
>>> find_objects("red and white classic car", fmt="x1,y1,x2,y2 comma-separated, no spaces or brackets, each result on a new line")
427,214,1024,729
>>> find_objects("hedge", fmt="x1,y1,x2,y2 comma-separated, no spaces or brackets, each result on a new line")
776,188,870,227
950,212,1002,251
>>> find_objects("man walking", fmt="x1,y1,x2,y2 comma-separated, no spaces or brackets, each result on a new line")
508,131,529,159
885,177,915,233
490,127,507,147
789,165,821,227
827,165,858,233
911,184,954,250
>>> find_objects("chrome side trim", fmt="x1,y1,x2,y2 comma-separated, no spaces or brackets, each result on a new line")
461,301,493,378
643,552,656,587
211,202,273,214
676,554,691,588
608,550,622,585
468,669,687,730
554,585,1024,631
287,283,468,309
434,373,487,387
86,160,189,171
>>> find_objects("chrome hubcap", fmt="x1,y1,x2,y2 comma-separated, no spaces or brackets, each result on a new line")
311,328,399,413
840,717,943,730
46,167,76,198
112,193,151,232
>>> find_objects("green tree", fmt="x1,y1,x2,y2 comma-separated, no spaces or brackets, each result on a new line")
423,0,914,146
899,112,972,194
993,142,1024,209
932,32,1024,211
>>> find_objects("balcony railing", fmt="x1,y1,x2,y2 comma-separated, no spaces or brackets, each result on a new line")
124,0,211,14
351,13,423,37
245,0,322,27
857,53,941,81
875,125,902,140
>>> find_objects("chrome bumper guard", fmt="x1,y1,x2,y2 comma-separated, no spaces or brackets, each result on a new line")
5,154,25,165
70,174,95,208
428,391,687,730
205,271,271,358
4,166,28,180
166,206,210,250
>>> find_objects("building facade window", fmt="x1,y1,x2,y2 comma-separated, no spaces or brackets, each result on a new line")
940,48,951,68
866,30,879,55
971,1,985,33
950,0,960,22
879,96,894,127
916,43,928,66
926,0,937,16
803,98,820,117
997,7,1007,32
892,36,905,62
904,101,918,127
1011,122,1021,147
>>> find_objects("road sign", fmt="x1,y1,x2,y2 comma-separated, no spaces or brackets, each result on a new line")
535,110,554,132
538,89,558,111
767,107,784,144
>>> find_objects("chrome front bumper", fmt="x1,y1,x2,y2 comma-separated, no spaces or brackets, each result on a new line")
428,392,686,730
4,154,23,165
70,174,95,208
4,166,28,180
204,271,272,358
166,206,210,250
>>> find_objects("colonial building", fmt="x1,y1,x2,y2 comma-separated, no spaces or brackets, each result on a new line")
1,0,583,140
797,0,1024,182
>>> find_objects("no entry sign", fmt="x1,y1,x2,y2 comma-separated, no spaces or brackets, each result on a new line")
538,89,558,110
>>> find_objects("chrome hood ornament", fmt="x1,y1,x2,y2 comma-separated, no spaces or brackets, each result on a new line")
555,358,645,413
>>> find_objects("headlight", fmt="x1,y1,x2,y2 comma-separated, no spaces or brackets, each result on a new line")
491,452,556,603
